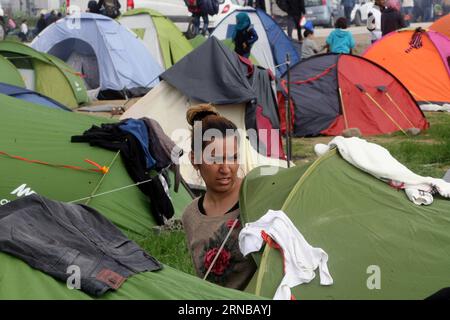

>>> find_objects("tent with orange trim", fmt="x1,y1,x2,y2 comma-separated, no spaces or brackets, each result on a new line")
430,14,450,39
277,53,428,137
364,28,450,105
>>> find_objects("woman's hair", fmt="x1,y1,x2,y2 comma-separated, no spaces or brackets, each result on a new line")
335,17,348,29
303,29,314,38
187,104,239,155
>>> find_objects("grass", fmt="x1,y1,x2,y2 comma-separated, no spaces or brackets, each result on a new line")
132,112,450,273
129,230,196,276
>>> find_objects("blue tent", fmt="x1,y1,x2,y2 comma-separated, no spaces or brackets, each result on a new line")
31,13,162,99
0,82,71,111
212,8,300,77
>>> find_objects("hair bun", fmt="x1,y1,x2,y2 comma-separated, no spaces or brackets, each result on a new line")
186,104,219,126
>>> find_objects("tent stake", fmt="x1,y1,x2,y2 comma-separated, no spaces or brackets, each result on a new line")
285,53,292,168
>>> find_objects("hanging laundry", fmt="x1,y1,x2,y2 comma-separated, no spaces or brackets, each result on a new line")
71,122,174,225
0,194,162,296
119,119,156,170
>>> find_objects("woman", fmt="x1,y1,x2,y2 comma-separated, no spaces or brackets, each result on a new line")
232,12,258,59
381,0,407,36
181,104,257,290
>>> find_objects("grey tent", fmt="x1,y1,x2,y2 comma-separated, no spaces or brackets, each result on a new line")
160,36,282,158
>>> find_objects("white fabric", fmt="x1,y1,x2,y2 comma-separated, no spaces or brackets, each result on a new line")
420,103,450,112
367,5,382,41
314,136,450,205
239,210,333,300
20,23,28,35
402,0,414,7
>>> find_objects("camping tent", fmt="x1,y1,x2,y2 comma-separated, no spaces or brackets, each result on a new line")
278,53,429,137
0,82,71,111
240,150,450,299
0,55,25,88
364,29,450,105
0,41,89,109
190,35,259,65
119,8,193,70
0,93,259,299
31,13,162,99
121,37,289,189
211,8,300,77
430,14,450,39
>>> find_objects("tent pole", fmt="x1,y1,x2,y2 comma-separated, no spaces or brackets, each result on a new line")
285,53,292,168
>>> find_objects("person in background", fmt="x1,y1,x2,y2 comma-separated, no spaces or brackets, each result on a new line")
45,10,58,26
232,12,258,58
182,104,257,290
367,0,385,43
18,19,28,42
325,17,356,54
341,0,356,25
301,21,325,59
87,0,101,13
35,14,47,36
381,0,407,36
286,0,306,42
192,1,209,36
402,0,414,25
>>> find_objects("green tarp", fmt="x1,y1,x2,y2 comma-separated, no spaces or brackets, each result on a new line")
0,41,89,109
241,150,450,299
0,94,258,299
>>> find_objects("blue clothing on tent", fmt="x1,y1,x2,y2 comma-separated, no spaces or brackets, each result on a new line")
326,29,355,54
119,119,156,170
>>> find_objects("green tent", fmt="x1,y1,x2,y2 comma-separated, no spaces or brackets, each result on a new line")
120,9,193,70
0,93,258,300
241,150,450,299
0,41,89,109
189,35,259,65
0,55,25,87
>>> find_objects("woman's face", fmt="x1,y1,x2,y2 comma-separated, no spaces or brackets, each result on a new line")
193,136,240,194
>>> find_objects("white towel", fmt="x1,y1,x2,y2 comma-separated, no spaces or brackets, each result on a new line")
314,136,450,205
239,210,333,300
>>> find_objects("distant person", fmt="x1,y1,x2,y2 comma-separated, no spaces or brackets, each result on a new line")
232,12,259,58
401,0,414,24
87,0,101,13
185,0,209,36
422,0,433,21
367,0,385,43
97,0,121,19
45,10,58,26
325,17,356,54
381,0,407,36
301,22,325,59
286,0,306,42
35,14,47,35
18,19,29,42
341,0,356,25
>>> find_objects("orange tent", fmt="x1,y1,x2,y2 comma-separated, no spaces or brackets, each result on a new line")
430,14,450,39
364,29,450,104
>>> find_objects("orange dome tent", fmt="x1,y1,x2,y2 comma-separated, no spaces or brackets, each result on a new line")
430,14,450,39
364,29,450,105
